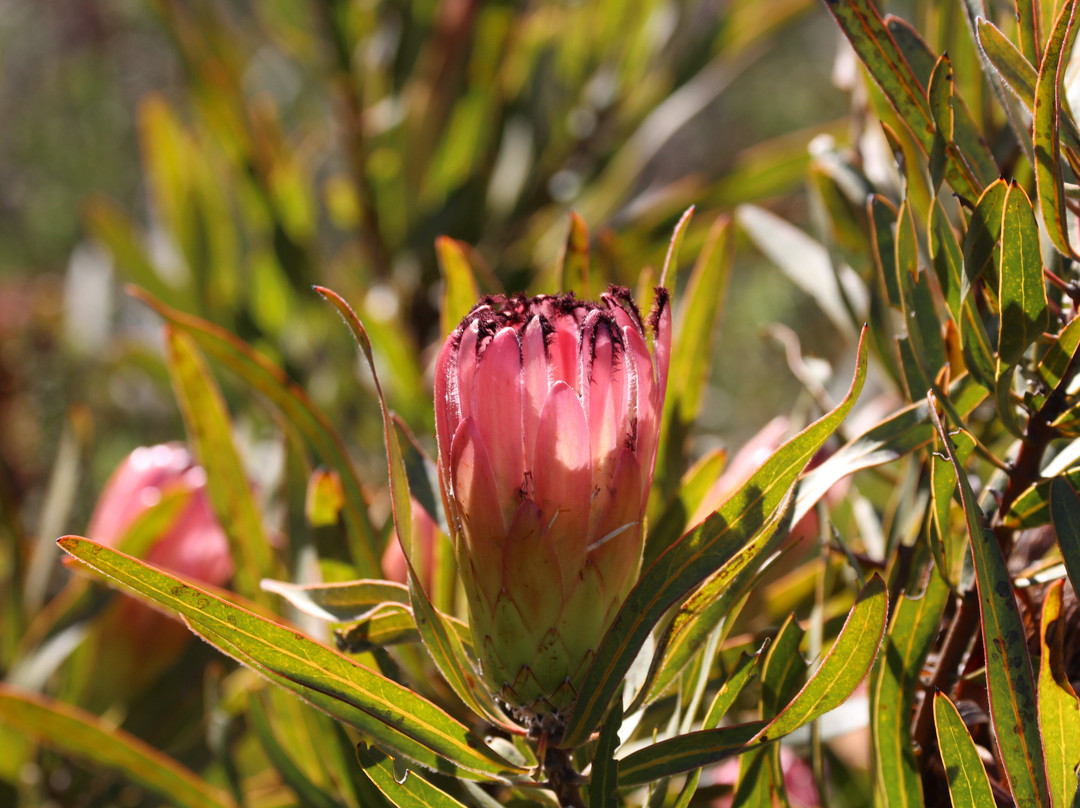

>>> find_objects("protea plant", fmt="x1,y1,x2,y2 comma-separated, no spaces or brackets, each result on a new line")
433,287,670,729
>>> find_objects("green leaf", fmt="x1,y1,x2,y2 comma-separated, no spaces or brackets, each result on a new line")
615,721,765,786
872,565,950,807
561,328,869,748
589,701,622,808
315,286,517,733
0,685,238,808
753,575,887,741
978,18,1037,109
57,537,524,781
555,211,592,297
669,651,764,808
977,17,1080,150
1036,314,1080,391
928,55,954,189
997,182,1049,367
261,578,410,623
355,744,470,808
646,449,727,566
1034,0,1080,259
934,691,997,808
641,500,791,704
1038,580,1080,808
869,194,902,308
793,374,986,528
334,602,469,653
664,214,733,436
929,397,1051,808
929,197,964,323
824,0,982,199
132,288,380,577
660,206,695,288
1017,0,1044,66
164,328,275,602
1051,478,1080,601
436,236,482,338
962,179,1008,297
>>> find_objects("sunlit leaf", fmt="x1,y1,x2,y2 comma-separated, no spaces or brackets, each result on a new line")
437,237,482,338
615,721,765,786
934,691,996,808
1037,580,1080,807
1034,0,1080,259
355,744,470,808
57,537,524,781
261,578,410,622
164,328,275,602
929,397,1050,808
872,565,950,807
753,575,887,741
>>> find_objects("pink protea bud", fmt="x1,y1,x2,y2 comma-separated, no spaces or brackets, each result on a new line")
434,287,670,723
79,443,233,706
88,443,232,586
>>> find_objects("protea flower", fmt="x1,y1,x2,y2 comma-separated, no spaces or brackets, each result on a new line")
80,443,233,706
88,443,233,586
434,286,670,726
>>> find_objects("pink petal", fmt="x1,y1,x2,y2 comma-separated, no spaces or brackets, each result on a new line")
433,330,461,485
532,381,592,581
474,327,525,526
456,321,480,425
521,315,549,480
623,323,657,467
580,313,626,499
449,417,506,559
547,314,580,391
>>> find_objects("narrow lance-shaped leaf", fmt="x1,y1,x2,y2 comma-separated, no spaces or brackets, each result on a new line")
57,537,524,781
562,328,870,748
928,394,1050,808
0,685,239,808
314,286,519,733
998,182,1049,368
1034,0,1080,259
753,574,887,741
437,237,482,339
615,722,767,787
164,328,275,602
261,578,410,623
131,287,380,577
555,211,591,298
1051,478,1080,607
354,744,470,808
590,701,622,808
665,214,733,432
1037,579,1080,807
823,0,981,199
934,691,997,808
872,565,950,808
976,17,1080,149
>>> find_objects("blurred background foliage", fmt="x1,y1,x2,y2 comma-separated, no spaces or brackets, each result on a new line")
0,0,849,513
0,0,906,805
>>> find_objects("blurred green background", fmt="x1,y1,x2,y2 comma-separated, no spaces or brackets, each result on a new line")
1,0,850,530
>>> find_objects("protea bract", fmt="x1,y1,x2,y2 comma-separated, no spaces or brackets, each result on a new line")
434,287,670,726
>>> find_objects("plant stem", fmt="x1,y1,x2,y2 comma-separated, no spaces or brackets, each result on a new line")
545,747,585,808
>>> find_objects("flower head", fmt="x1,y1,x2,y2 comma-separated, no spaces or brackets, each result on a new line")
434,287,670,722
89,442,232,586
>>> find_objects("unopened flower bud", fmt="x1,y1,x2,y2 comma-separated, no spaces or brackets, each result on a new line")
434,288,670,723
